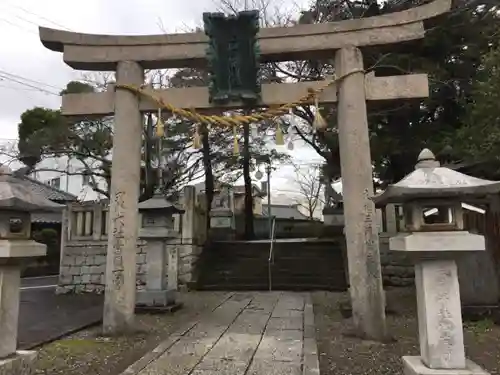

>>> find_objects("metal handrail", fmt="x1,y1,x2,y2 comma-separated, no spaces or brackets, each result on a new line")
268,216,277,291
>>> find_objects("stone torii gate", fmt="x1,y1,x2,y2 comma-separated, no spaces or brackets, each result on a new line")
39,0,451,338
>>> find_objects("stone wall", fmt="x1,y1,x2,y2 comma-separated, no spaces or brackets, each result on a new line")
57,240,202,294
178,243,203,285
379,235,415,287
57,240,146,294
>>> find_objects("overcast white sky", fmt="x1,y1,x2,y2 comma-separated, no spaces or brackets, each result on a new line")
0,0,335,201
0,0,312,137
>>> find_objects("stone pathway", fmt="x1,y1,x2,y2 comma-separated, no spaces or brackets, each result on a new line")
123,292,319,375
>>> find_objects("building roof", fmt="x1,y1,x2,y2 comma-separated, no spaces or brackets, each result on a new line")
233,184,264,197
193,181,229,194
0,168,78,223
193,181,265,197
13,173,77,202
0,167,64,212
262,204,309,220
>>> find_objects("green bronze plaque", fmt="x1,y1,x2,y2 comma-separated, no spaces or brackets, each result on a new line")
203,10,261,105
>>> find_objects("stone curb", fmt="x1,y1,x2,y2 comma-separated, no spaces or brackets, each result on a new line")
119,293,234,375
119,317,202,375
303,294,320,375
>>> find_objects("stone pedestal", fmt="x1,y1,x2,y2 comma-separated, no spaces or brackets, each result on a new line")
322,207,344,228
136,289,176,307
0,165,62,373
415,260,465,369
136,193,184,310
135,241,176,307
389,232,490,375
0,265,21,358
210,210,235,240
403,356,489,375
0,240,46,374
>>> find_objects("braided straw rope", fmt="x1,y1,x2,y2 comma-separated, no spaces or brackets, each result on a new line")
115,69,365,128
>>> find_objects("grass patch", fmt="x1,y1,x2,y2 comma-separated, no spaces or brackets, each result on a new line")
465,318,495,336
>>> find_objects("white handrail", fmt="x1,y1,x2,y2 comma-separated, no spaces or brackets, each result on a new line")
268,216,277,291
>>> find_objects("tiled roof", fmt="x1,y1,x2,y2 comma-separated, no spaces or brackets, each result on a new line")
31,212,64,223
14,175,77,202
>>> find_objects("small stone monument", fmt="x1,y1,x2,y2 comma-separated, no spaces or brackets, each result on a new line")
136,192,184,311
322,182,344,229
209,186,236,239
0,166,63,374
373,149,497,375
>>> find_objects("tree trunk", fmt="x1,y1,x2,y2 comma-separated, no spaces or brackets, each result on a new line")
201,124,214,231
243,123,254,239
309,206,315,221
138,114,156,202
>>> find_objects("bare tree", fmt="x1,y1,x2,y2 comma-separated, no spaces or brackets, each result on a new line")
287,162,324,220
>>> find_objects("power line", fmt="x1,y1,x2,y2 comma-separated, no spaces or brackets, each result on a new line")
1,1,72,31
0,17,38,35
0,83,43,93
0,69,63,91
4,12,41,28
0,74,59,96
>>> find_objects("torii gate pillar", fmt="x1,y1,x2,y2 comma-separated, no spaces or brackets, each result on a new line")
336,46,386,339
103,61,144,335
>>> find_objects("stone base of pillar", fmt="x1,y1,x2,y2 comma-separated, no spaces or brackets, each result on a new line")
136,289,177,307
403,356,489,375
0,350,37,375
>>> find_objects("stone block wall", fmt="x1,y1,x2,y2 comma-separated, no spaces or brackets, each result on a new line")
178,244,202,285
379,235,415,287
57,239,201,294
57,240,147,294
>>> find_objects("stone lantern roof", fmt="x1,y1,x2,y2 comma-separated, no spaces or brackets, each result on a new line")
372,148,500,207
138,192,184,214
0,166,64,212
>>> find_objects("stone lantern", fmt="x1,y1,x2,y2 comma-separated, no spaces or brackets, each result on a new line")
0,166,63,374
136,193,184,310
373,149,496,375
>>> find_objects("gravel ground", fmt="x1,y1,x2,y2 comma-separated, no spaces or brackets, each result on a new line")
34,291,230,375
312,287,500,375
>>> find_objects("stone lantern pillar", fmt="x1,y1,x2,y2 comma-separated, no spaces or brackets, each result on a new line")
0,167,64,374
136,193,184,311
373,149,497,375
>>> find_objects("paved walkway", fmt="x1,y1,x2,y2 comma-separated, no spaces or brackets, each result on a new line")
123,292,319,375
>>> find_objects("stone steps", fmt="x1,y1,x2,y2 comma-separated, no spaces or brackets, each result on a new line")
196,239,348,291
200,278,345,291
